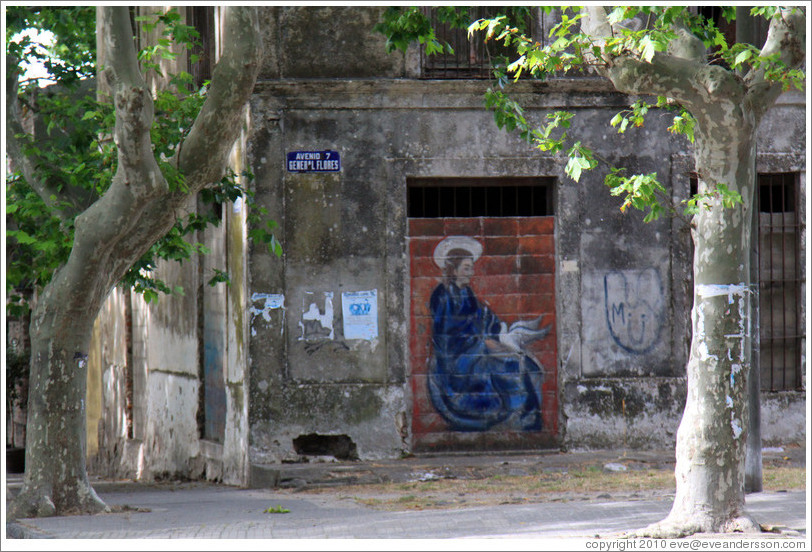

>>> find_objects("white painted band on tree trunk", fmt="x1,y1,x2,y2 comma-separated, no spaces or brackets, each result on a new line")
695,283,750,304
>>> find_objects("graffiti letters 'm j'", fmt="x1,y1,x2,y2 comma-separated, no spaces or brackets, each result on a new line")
603,268,664,354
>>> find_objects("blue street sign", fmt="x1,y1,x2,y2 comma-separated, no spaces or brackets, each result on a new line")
286,150,341,173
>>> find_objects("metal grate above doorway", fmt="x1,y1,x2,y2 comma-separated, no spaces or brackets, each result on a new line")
407,177,554,218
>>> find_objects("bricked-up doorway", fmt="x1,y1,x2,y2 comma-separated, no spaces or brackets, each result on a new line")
408,177,558,452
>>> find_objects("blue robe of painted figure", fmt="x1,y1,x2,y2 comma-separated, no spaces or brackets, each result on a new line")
428,282,543,431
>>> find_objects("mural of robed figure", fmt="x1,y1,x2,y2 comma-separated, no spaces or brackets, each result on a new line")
428,236,550,432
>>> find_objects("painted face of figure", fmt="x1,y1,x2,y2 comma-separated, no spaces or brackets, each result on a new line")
454,258,474,286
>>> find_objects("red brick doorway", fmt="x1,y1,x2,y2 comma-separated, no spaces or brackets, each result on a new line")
408,215,558,452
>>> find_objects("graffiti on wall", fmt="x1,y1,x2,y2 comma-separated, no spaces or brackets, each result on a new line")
603,268,664,354
427,236,551,432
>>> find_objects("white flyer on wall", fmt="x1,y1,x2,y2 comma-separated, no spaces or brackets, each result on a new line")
342,289,378,340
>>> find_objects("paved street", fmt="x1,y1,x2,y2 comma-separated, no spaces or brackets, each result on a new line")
4,477,807,543
5,447,808,547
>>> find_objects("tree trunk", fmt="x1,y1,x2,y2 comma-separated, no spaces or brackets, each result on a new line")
575,4,802,538
7,5,262,519
8,266,115,517
639,104,761,537
9,331,107,517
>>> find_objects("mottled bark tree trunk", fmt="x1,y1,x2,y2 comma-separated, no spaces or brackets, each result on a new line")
645,108,760,536
581,6,805,537
7,6,262,518
13,285,115,516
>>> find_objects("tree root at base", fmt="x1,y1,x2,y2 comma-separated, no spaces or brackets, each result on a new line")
632,512,762,539
8,486,110,519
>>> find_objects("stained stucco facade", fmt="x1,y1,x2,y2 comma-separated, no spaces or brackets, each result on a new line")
77,7,805,485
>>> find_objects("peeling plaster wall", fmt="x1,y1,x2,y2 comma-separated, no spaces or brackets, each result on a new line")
88,219,252,483
86,287,129,471
221,137,252,486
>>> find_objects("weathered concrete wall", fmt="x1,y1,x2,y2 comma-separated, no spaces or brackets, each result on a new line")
257,6,413,80
245,69,685,460
221,138,252,486
245,6,806,461
761,392,806,446
141,259,205,478
86,288,129,472
247,91,408,463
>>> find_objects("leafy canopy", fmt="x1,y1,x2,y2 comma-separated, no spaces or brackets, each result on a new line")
6,7,281,315
376,6,804,222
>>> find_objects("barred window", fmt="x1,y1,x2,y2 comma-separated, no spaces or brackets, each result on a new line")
420,7,542,79
757,173,803,391
407,177,554,217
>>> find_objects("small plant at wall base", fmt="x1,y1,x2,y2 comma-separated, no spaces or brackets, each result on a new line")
377,6,805,538
263,505,291,514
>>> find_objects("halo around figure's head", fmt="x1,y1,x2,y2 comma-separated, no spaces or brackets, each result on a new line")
433,236,483,269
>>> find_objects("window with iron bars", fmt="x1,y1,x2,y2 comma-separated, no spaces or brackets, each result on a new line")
689,173,804,391
420,7,543,79
407,177,554,217
757,173,804,391
689,7,770,68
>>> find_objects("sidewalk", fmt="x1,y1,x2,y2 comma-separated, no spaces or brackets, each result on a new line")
4,447,808,543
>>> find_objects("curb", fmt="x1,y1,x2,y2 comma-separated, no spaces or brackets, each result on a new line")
6,521,54,539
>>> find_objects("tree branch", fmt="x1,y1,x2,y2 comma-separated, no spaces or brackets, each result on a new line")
173,6,263,192
580,5,615,47
666,23,707,64
582,7,751,113
100,6,163,189
5,55,74,223
64,7,168,291
744,7,806,120
35,6,264,330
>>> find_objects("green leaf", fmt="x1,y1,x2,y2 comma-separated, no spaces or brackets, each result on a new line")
8,230,39,245
485,16,505,40
565,156,591,182
607,7,628,25
734,49,752,67
271,235,283,257
639,35,657,63
207,269,231,287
